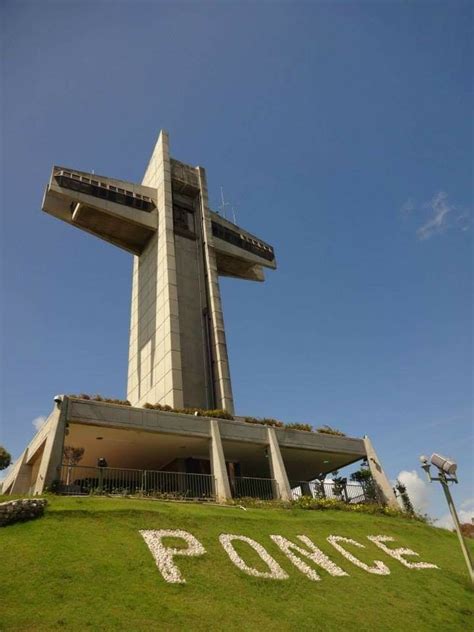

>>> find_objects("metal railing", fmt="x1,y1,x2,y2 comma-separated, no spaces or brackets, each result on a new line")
290,480,370,504
231,476,277,500
58,465,215,500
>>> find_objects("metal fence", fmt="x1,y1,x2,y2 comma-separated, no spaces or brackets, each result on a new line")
231,476,277,500
58,465,215,500
58,466,371,504
290,480,369,504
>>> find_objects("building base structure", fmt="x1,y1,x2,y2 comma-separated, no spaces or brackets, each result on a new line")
2,396,398,509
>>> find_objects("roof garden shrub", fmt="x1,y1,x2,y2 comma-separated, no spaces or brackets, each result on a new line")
143,403,173,411
316,425,346,436
69,394,131,406
142,403,233,420
67,396,348,437
243,417,284,428
284,423,313,432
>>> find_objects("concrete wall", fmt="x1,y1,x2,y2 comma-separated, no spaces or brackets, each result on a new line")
2,400,68,495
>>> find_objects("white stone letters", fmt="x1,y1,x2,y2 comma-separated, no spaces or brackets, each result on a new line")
140,529,206,584
367,535,439,570
327,535,390,575
219,534,289,580
139,529,439,584
270,535,348,581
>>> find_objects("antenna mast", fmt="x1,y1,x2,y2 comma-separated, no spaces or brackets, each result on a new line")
219,187,239,225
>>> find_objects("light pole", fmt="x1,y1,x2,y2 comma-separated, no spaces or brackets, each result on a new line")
420,453,473,587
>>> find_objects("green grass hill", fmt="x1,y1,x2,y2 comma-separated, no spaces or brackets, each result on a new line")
1,496,472,631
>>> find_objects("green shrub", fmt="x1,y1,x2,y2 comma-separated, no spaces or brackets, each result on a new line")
142,403,233,420
316,425,346,436
395,479,415,515
67,395,348,437
285,423,313,432
69,394,131,406
243,417,284,428
293,496,427,522
243,416,261,425
351,466,377,502
143,403,173,411
105,398,131,406
202,409,234,420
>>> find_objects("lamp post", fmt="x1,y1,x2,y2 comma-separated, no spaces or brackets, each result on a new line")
97,457,108,494
420,453,473,587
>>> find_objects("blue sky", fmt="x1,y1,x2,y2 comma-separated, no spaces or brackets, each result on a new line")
1,1,472,522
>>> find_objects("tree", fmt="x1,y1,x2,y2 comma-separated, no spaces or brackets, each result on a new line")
312,474,327,499
63,446,85,466
331,471,347,501
0,446,12,471
350,466,377,502
395,480,414,514
63,446,85,487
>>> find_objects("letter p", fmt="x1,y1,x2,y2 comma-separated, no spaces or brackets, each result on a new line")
140,529,206,584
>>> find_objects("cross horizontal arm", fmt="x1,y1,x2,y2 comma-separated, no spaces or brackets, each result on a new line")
209,210,276,282
42,166,157,255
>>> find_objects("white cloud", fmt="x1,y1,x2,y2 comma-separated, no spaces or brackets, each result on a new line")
396,470,431,514
32,415,47,431
417,191,452,240
456,213,470,232
434,498,474,530
460,497,474,510
400,198,415,214
400,191,470,240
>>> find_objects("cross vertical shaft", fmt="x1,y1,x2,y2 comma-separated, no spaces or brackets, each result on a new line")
42,130,276,414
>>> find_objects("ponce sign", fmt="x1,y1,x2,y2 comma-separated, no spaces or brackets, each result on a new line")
139,530,438,584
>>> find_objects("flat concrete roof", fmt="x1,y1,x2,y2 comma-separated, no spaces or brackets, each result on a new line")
64,397,366,464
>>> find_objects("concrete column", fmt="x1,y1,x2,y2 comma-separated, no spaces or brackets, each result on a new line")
209,419,231,502
266,427,292,502
33,399,68,494
363,436,399,509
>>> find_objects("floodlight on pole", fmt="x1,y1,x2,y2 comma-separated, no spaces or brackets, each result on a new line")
420,453,473,587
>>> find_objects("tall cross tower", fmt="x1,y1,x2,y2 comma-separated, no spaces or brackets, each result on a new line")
42,131,276,414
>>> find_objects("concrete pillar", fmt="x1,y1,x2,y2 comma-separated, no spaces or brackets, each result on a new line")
33,399,68,494
363,436,399,509
209,419,231,502
266,427,292,502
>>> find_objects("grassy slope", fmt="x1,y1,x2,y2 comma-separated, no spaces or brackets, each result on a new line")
1,497,472,632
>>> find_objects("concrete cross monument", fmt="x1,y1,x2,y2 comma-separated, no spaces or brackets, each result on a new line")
42,131,276,414
3,130,398,512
